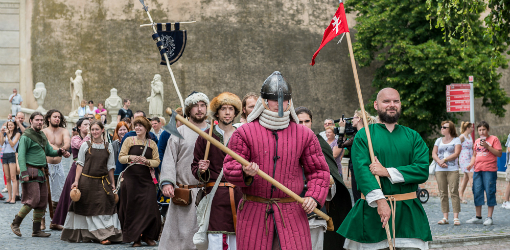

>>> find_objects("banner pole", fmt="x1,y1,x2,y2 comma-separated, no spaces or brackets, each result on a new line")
345,31,394,250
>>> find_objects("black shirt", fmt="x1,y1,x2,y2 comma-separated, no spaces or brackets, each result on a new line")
117,108,133,121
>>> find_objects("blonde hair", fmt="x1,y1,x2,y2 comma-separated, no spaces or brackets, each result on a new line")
159,117,166,126
354,109,376,125
325,126,336,132
460,121,472,133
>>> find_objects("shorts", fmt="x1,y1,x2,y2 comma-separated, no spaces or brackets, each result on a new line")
473,171,497,207
1,153,16,164
506,165,510,182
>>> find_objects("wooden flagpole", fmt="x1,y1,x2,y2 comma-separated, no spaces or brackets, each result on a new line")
345,32,394,250
200,120,214,174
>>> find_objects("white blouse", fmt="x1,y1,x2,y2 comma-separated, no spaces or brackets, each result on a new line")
76,142,116,171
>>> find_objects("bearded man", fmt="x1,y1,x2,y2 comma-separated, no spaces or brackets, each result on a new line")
159,91,210,250
337,88,432,250
223,71,330,250
192,92,244,249
11,112,70,237
42,109,70,231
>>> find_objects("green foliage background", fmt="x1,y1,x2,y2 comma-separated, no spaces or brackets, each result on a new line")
345,0,510,143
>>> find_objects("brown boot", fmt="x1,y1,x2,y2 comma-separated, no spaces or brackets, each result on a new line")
40,217,46,230
49,202,63,230
11,215,23,237
32,222,51,237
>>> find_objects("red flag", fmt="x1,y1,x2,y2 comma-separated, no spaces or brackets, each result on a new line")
310,2,349,66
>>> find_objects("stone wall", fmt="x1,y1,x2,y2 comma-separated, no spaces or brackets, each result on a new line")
24,0,376,132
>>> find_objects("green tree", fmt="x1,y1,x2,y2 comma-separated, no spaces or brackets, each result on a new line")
346,0,510,140
426,0,510,53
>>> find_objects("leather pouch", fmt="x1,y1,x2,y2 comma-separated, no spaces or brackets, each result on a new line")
172,187,192,206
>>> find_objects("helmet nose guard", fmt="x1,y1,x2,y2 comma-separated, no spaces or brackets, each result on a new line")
260,71,292,117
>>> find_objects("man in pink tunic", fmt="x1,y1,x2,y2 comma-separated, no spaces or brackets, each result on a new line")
223,71,330,250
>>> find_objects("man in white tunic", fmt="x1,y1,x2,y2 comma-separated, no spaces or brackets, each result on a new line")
159,91,210,250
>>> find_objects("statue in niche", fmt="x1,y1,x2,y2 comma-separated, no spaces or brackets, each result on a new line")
69,69,84,116
147,74,164,117
105,88,123,127
33,82,47,112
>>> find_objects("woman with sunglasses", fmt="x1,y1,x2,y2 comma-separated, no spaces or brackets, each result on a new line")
432,121,462,226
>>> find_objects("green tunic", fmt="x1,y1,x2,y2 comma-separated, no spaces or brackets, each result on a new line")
337,124,432,243
18,131,60,183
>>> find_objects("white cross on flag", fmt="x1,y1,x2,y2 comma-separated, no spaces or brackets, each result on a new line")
311,1,349,66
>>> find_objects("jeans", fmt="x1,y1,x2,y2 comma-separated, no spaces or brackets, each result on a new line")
472,171,497,207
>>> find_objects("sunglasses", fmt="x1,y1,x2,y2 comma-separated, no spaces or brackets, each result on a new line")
441,126,449,129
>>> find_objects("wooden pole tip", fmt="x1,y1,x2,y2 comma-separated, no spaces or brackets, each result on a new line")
326,217,335,231
165,107,173,115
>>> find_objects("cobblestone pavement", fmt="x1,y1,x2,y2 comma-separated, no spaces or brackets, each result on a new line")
422,196,510,237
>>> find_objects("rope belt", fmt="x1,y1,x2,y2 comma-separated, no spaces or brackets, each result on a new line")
240,194,296,235
361,191,417,246
81,173,111,195
206,182,237,231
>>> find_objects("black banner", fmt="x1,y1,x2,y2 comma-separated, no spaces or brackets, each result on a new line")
156,23,187,66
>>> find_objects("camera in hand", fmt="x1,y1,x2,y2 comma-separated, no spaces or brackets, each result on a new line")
333,116,357,137
332,115,358,148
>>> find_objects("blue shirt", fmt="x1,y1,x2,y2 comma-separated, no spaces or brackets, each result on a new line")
114,131,159,175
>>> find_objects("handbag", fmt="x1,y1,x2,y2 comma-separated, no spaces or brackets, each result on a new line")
429,160,437,175
172,187,192,206
193,170,223,250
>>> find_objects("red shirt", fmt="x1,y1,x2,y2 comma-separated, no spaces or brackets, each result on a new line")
473,135,502,172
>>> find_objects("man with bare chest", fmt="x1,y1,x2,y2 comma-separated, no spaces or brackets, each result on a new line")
42,110,70,231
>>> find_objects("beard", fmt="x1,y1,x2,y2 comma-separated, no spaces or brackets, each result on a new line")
50,121,59,128
190,113,206,123
219,118,233,126
378,108,401,124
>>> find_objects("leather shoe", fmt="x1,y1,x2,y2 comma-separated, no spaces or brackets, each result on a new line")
132,241,142,247
50,223,63,231
15,196,21,201
142,236,156,246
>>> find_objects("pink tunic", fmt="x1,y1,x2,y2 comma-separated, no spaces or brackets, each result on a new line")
223,120,330,250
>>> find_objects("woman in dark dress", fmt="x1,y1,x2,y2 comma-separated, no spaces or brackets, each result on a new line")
61,121,122,244
51,118,90,229
118,116,161,247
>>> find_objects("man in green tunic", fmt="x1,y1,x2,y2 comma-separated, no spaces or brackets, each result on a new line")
337,88,432,249
10,112,70,237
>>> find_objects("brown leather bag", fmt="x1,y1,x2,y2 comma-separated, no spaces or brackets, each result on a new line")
172,187,192,206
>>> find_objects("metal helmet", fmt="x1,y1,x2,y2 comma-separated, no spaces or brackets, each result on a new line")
260,71,292,117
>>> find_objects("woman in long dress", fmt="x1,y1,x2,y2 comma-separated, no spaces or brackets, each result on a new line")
52,118,90,228
61,121,122,244
118,116,161,247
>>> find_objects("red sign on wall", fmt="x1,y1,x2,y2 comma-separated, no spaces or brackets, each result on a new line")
446,84,471,113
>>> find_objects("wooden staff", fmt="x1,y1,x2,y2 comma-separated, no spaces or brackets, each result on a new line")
44,168,54,219
166,108,334,231
200,120,214,174
346,32,394,249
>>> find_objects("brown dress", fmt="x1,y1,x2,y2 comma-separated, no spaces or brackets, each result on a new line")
61,141,122,243
118,138,162,243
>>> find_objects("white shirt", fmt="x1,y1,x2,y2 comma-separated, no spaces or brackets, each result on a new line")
9,94,22,105
86,106,98,115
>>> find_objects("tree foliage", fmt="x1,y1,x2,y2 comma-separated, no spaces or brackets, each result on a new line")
426,0,510,52
345,0,510,139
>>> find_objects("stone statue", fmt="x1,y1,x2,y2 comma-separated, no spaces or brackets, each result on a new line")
147,74,164,117
70,69,84,115
105,88,123,128
33,82,47,112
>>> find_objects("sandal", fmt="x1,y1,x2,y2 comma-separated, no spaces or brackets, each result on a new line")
100,240,111,245
454,218,461,226
438,218,449,225
461,199,468,204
